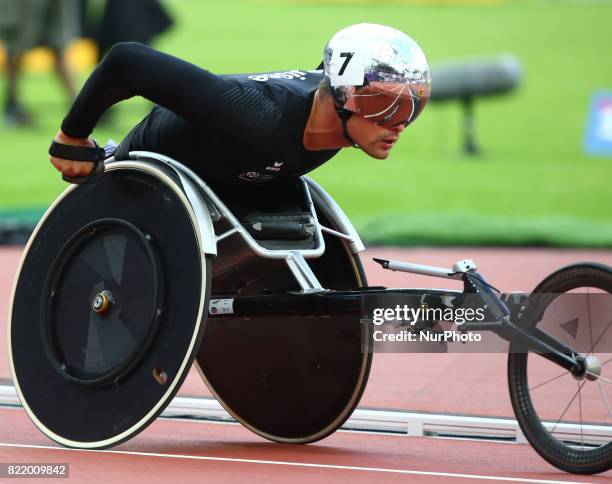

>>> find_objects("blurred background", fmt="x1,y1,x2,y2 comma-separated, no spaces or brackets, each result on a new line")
0,0,611,247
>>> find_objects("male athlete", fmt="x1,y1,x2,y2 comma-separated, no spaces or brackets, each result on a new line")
49,23,431,191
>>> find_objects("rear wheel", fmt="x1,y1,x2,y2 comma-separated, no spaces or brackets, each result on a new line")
196,204,372,444
9,163,212,448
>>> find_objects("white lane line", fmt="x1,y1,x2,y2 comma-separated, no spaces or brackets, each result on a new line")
0,442,590,484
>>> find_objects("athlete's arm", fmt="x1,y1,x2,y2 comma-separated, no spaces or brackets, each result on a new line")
61,42,231,138
52,42,234,178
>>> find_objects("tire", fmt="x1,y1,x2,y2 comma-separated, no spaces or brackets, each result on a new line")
508,262,612,474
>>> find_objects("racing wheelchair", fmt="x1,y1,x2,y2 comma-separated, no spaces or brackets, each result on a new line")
8,150,612,474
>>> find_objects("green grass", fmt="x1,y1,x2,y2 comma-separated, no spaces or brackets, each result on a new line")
1,0,611,246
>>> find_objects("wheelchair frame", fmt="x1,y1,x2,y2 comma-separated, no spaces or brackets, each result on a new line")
115,151,589,377
8,150,610,473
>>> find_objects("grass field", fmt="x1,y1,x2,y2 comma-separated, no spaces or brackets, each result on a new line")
1,0,611,246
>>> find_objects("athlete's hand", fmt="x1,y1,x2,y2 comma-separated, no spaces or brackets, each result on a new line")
49,130,96,178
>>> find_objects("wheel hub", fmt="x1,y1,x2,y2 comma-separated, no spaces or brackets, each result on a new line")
584,355,602,381
92,290,113,314
573,354,602,381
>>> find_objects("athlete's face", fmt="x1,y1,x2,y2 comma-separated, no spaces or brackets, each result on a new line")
347,115,407,159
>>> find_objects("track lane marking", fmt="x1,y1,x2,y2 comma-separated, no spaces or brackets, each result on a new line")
0,442,591,483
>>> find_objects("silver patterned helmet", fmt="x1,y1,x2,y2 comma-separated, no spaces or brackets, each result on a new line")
323,23,431,128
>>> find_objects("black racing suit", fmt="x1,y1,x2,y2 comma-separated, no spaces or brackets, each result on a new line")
61,42,339,192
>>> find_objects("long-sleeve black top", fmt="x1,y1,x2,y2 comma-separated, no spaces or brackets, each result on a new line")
62,42,339,190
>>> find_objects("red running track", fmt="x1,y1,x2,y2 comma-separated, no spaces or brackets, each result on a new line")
1,407,611,483
1,247,612,482
3,246,611,416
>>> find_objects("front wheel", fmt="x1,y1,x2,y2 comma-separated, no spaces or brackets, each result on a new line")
508,262,612,474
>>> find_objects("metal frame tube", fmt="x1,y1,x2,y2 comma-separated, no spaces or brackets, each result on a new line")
378,259,461,280
496,322,581,372
128,151,327,259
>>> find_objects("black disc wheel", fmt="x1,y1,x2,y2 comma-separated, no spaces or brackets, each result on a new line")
197,201,372,444
9,162,211,448
508,263,612,474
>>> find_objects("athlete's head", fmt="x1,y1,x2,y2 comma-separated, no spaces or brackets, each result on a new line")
322,23,431,159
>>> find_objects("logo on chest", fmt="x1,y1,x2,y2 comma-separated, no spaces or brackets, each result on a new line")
265,161,284,172
238,171,275,182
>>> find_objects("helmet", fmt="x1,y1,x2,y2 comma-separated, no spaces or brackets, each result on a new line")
323,23,431,128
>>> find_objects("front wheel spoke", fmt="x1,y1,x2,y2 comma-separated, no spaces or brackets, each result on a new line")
529,369,570,391
597,380,612,420
577,379,584,448
552,299,575,358
587,289,594,357
550,379,588,435
601,356,612,367
587,372,612,385
587,319,612,357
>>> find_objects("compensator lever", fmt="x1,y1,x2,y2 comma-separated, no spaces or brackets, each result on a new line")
373,258,477,280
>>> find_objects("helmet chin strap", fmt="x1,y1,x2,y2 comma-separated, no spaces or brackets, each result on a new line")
336,108,359,148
